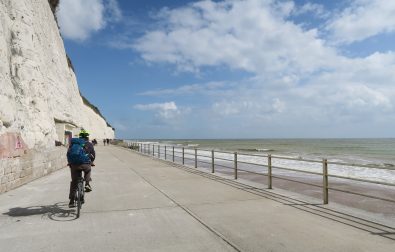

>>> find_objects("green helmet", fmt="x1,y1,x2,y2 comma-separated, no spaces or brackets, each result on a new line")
79,129,90,138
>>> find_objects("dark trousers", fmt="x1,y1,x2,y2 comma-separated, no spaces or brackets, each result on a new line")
69,164,92,200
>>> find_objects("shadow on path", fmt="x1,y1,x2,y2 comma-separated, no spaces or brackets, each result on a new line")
3,202,77,221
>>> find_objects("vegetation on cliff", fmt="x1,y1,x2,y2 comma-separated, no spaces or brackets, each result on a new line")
66,54,75,72
48,0,59,14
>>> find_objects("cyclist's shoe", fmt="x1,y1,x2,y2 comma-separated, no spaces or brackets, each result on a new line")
81,197,85,204
85,184,92,192
68,200,76,208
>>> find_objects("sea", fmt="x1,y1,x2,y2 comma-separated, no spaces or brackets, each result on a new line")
126,139,395,183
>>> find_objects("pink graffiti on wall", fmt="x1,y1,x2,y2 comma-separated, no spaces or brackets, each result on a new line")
15,136,23,149
0,133,27,158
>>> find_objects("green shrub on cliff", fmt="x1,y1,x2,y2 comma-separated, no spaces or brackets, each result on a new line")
48,0,59,14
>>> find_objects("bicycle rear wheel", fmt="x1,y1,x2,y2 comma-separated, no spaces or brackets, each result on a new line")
76,181,83,218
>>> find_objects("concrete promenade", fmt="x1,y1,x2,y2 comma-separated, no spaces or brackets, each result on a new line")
0,146,394,252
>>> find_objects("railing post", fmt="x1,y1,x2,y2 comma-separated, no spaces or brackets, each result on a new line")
211,150,215,173
323,159,329,204
182,147,185,164
233,152,238,179
152,144,155,157
268,154,272,189
158,145,160,158
194,148,197,168
172,146,175,162
165,146,167,160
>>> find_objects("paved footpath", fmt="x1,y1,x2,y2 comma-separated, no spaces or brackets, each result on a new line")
1,146,394,252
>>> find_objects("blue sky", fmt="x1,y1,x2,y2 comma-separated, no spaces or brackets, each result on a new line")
58,0,395,139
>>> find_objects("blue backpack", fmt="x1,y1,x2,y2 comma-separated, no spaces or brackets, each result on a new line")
67,138,91,164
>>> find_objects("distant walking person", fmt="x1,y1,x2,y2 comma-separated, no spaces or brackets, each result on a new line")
106,138,110,145
103,139,106,146
67,129,95,208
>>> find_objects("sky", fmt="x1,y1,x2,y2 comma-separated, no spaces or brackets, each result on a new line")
57,0,395,139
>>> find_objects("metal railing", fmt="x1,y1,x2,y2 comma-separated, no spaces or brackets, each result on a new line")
127,142,395,205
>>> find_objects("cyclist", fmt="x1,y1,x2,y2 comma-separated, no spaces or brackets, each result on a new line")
67,129,95,208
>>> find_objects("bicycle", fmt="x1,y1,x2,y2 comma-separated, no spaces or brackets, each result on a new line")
74,177,85,218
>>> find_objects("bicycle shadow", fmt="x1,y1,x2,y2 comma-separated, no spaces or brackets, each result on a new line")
3,202,78,221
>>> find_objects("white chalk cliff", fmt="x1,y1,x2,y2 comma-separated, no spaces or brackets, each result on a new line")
0,0,114,151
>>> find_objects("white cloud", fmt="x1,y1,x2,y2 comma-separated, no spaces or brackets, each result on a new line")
134,102,185,120
213,98,285,117
134,102,177,111
341,85,391,109
292,3,329,19
295,3,323,14
57,0,122,41
326,0,395,44
131,0,395,137
106,0,122,22
133,0,339,75
138,81,227,96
